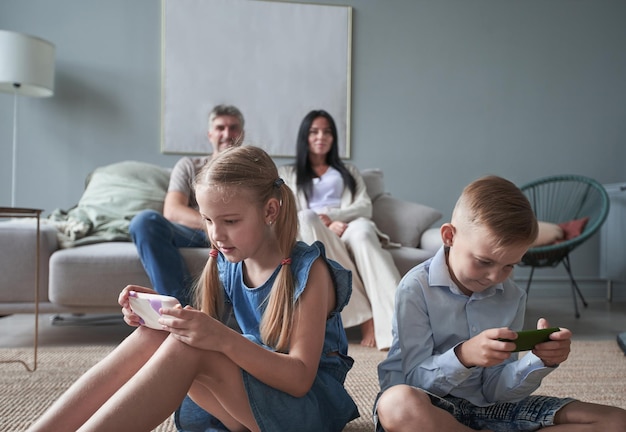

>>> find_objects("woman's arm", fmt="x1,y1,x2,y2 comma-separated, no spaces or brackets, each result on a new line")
162,258,334,397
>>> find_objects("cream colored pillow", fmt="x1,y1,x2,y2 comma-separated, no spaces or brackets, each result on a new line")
532,221,564,247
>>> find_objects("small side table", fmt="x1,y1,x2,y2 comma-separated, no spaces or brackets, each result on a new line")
0,207,42,372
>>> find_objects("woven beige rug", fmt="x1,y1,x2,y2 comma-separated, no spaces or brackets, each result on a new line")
1,341,624,431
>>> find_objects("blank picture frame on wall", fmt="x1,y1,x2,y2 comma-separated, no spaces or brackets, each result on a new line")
162,0,352,157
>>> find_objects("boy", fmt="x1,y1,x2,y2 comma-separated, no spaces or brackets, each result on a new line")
375,175,626,431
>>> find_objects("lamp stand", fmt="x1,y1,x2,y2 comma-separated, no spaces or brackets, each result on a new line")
11,84,20,207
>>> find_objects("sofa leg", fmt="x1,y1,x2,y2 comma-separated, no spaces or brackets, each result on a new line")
51,314,123,326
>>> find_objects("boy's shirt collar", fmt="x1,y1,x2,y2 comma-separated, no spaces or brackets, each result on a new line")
429,246,503,299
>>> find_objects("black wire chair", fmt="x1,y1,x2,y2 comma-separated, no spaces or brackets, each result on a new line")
519,174,610,318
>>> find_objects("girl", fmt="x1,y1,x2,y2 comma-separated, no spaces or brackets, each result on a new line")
28,146,359,432
279,109,401,350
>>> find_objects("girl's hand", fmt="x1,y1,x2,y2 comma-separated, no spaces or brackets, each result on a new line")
118,285,157,328
157,305,227,350
532,318,571,367
454,327,516,368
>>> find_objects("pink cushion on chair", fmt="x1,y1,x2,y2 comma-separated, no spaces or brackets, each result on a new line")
558,217,590,241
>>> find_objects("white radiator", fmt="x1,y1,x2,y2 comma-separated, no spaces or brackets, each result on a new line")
600,182,626,299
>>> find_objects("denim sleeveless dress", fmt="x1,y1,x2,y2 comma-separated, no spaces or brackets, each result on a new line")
176,241,359,432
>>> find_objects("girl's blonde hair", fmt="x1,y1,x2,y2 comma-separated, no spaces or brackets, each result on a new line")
193,146,299,352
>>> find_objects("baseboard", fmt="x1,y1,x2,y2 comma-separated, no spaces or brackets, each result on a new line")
513,277,626,301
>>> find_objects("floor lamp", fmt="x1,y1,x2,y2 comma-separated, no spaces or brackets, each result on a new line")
0,30,55,207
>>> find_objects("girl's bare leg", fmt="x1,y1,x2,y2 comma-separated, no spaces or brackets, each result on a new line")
28,327,168,432
76,335,261,432
186,351,262,432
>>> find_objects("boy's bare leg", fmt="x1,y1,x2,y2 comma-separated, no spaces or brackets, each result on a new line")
379,387,626,432
543,400,626,431
376,385,492,432
28,327,167,432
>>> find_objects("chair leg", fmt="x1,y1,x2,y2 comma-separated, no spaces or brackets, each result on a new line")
562,255,588,319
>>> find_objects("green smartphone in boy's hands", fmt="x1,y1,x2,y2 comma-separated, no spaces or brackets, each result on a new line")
499,327,560,352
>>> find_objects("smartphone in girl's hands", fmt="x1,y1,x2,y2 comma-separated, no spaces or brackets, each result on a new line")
128,291,180,330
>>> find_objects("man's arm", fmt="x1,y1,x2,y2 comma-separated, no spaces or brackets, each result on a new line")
163,190,204,230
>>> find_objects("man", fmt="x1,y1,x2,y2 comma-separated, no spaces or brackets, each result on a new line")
129,104,245,306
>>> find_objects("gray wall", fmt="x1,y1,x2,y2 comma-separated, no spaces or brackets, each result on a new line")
2,0,625,297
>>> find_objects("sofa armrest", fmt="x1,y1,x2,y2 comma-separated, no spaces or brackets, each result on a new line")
0,220,59,303
372,194,442,248
419,227,443,254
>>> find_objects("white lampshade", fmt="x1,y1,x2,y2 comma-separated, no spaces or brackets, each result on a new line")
0,30,55,97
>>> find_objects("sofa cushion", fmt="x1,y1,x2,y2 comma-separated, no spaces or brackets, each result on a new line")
49,242,208,307
360,168,385,201
372,194,442,248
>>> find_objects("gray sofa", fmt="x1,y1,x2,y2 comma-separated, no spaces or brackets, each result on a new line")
0,162,443,316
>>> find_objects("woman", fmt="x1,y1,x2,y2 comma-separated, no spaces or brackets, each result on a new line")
278,109,401,350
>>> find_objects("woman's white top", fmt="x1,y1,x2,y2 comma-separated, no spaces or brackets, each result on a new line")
308,166,344,213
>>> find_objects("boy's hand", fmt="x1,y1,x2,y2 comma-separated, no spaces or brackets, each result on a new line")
532,318,571,367
455,328,517,368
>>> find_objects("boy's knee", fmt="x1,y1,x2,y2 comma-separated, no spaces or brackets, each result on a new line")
377,385,431,429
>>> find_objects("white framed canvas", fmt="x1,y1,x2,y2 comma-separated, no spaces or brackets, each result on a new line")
162,0,352,157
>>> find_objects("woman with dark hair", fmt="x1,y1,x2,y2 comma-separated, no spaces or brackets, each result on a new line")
279,109,401,350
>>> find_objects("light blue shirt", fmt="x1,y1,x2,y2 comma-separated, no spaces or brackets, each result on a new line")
377,246,555,406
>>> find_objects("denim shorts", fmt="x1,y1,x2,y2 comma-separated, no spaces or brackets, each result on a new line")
373,388,575,432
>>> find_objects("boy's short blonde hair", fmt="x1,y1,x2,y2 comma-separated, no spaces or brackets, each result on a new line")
453,175,538,249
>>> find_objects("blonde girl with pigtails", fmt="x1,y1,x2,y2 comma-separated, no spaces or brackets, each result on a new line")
28,145,359,432
197,149,299,352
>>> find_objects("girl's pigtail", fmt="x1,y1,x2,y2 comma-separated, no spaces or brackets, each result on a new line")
194,247,223,319
260,182,298,352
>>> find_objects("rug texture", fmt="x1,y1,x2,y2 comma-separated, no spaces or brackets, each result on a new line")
1,341,624,431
